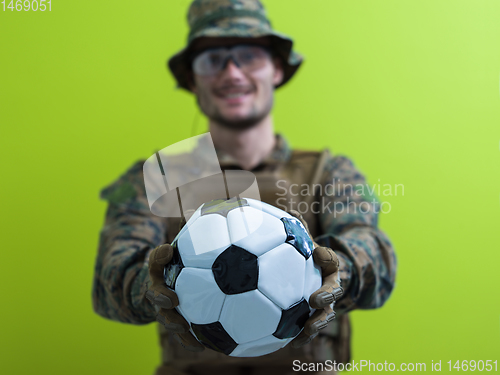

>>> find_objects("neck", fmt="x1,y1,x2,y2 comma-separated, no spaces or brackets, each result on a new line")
209,115,276,170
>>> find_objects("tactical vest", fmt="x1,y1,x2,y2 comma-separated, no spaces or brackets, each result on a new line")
158,149,351,374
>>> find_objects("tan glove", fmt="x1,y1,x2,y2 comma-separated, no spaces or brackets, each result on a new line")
287,210,344,348
145,243,204,352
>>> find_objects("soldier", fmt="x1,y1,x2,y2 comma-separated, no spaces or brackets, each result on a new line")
92,1,397,374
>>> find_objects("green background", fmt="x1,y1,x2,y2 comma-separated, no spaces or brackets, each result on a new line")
1,0,499,373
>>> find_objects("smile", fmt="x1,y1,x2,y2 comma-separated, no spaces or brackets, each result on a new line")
214,87,254,99
223,92,247,98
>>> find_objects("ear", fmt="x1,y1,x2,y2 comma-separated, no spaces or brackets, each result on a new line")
272,57,284,87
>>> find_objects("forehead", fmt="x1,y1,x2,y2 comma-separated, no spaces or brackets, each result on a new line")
190,36,272,53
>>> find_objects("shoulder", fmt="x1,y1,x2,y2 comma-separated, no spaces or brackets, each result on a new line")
100,160,147,204
323,154,368,186
289,147,356,170
287,147,326,167
324,154,358,172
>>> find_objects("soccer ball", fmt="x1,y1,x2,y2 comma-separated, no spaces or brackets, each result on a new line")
164,197,322,357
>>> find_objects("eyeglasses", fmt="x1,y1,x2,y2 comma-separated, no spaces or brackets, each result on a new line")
191,45,272,76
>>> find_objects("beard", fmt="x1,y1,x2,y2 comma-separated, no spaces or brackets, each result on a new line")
211,101,273,130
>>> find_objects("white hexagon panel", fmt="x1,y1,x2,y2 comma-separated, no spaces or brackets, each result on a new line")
245,198,293,219
226,206,287,257
219,289,282,344
177,213,231,269
258,243,306,310
175,268,226,324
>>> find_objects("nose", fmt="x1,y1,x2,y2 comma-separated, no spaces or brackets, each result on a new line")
220,57,245,78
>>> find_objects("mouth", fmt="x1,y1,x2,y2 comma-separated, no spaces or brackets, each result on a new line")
214,87,254,104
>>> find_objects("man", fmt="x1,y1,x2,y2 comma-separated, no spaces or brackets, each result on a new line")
92,1,397,374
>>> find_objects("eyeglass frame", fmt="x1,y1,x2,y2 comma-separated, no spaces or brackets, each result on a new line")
187,44,276,77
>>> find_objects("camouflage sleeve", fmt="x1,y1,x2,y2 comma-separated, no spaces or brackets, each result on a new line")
317,155,397,314
92,161,167,324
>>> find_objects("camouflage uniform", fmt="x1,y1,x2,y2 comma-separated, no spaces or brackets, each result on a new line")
92,134,397,374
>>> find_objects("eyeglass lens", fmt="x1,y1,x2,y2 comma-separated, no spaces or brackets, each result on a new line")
192,45,271,76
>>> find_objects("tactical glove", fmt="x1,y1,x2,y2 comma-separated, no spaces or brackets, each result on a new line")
287,210,344,348
146,243,205,352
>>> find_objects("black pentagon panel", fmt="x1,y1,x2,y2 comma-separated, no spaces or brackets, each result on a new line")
191,322,237,355
201,197,249,218
212,245,258,295
273,299,310,339
163,241,184,290
281,217,314,260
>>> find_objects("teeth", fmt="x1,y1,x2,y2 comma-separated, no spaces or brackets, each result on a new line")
224,93,245,98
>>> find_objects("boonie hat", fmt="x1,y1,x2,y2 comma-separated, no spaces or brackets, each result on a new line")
168,0,303,91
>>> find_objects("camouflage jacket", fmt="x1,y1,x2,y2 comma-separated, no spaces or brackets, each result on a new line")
92,134,397,328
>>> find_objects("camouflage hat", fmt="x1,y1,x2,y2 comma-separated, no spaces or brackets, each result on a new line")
168,0,303,91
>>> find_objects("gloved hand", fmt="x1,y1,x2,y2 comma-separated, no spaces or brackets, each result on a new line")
287,210,344,348
145,243,205,352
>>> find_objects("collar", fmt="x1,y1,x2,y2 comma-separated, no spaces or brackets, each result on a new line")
216,133,292,169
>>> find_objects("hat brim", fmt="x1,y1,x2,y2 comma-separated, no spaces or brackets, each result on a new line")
168,26,303,92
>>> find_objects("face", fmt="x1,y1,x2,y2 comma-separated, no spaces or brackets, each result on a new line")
189,37,284,130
